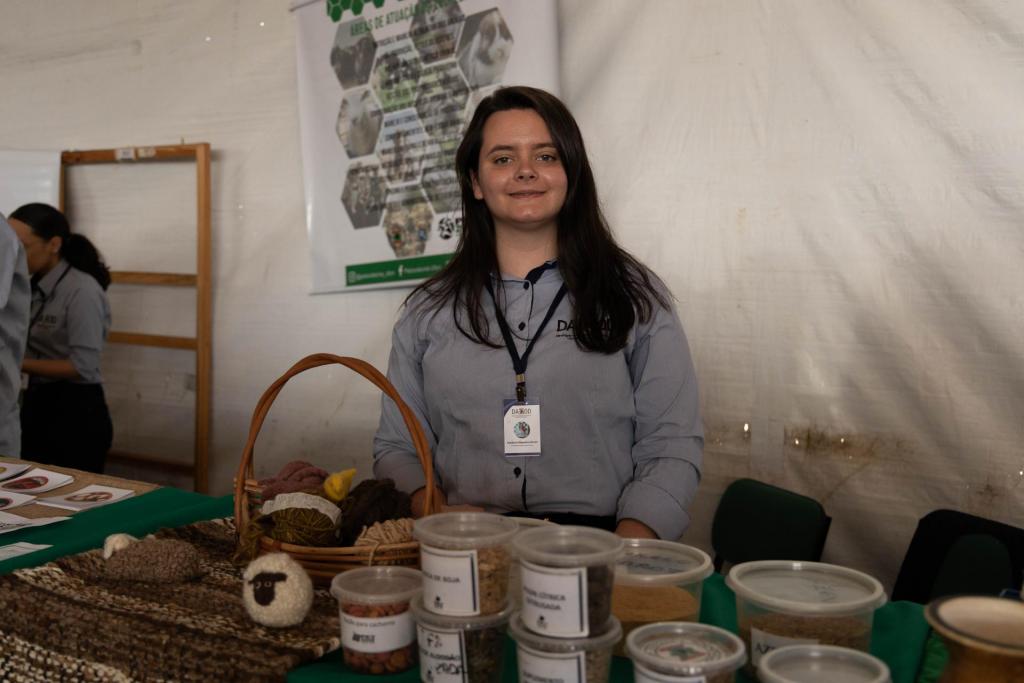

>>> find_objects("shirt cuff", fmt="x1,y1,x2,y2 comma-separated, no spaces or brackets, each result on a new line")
617,473,696,541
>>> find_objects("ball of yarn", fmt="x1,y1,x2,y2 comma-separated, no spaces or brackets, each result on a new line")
105,538,204,583
242,553,313,628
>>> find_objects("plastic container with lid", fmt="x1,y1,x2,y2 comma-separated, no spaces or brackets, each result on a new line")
924,595,1024,683
411,594,513,682
508,517,557,609
626,621,746,683
725,560,886,674
414,511,519,617
512,525,624,638
758,645,891,683
612,539,712,655
510,612,622,683
330,566,423,675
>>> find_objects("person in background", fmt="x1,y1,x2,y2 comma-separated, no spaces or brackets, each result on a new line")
373,86,703,540
8,203,112,473
0,214,30,457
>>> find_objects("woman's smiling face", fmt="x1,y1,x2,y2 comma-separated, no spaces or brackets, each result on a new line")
471,108,568,238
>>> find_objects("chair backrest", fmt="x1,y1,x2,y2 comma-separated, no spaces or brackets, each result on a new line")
892,509,1024,603
710,478,832,572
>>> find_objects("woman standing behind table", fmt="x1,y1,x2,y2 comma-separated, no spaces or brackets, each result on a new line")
8,203,112,473
374,86,703,540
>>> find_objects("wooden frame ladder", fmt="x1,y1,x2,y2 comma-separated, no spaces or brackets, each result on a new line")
60,143,212,492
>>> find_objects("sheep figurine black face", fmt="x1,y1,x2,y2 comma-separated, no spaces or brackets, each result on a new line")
242,553,313,627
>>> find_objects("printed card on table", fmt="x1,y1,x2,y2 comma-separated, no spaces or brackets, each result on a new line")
0,468,73,494
0,462,31,482
0,541,51,562
0,511,70,535
0,491,36,511
37,484,134,512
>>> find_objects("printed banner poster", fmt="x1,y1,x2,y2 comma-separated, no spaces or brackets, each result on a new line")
294,0,560,292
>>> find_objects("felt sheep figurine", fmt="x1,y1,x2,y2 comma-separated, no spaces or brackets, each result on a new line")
242,553,313,628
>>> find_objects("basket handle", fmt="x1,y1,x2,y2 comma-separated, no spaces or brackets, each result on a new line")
233,353,440,533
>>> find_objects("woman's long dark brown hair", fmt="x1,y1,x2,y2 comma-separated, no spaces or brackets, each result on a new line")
411,86,667,353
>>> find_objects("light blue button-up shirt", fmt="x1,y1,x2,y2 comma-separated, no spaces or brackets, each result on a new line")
1,215,30,456
373,264,704,540
27,258,110,385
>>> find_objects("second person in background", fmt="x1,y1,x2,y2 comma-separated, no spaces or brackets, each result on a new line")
9,203,113,474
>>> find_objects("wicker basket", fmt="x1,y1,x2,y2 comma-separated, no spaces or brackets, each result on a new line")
233,353,440,584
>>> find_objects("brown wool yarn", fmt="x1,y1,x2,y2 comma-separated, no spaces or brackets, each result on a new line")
105,538,204,583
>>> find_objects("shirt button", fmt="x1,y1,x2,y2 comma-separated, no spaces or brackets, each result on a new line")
513,467,522,477
518,322,526,331
523,282,530,290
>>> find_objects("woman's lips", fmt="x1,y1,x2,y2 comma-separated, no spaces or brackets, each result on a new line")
510,191,544,198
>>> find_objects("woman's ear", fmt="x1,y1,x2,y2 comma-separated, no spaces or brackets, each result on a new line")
470,170,483,200
47,236,62,256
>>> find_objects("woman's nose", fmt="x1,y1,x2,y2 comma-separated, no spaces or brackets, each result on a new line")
515,163,537,180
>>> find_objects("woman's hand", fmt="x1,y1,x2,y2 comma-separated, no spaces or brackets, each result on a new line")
615,518,657,539
411,487,485,517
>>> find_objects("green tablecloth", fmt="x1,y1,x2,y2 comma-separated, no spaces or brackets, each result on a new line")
0,492,934,682
0,488,233,574
291,573,931,683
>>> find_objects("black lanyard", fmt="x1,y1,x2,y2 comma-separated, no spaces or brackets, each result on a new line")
29,264,72,330
486,278,568,402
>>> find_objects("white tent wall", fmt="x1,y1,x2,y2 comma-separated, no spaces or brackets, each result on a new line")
1,0,1021,589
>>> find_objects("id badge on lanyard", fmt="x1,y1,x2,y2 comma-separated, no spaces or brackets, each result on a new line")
487,279,567,460
503,398,541,456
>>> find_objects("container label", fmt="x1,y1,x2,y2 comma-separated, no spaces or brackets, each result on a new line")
750,627,817,665
417,624,466,683
517,644,585,683
340,610,414,653
420,545,480,615
519,561,588,637
633,663,706,682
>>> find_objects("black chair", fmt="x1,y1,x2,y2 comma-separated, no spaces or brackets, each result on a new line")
892,509,1024,603
710,478,832,572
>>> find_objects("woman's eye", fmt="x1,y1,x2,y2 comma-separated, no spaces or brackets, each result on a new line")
493,156,512,165
538,154,558,162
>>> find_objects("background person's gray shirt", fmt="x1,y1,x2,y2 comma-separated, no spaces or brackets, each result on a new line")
374,265,704,540
27,259,110,385
0,215,30,456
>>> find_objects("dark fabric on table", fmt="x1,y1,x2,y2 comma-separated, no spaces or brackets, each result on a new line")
0,518,341,683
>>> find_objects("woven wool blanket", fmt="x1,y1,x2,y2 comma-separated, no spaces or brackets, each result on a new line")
0,518,341,682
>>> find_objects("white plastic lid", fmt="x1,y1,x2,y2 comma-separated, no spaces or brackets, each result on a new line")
615,538,712,587
413,511,518,550
410,593,514,631
758,645,891,683
626,622,746,677
511,525,624,568
330,566,422,605
726,561,887,616
925,595,1024,654
508,612,622,653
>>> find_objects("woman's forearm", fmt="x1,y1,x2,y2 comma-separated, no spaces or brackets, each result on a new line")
22,358,81,380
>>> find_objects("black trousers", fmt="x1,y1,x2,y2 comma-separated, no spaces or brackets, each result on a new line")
21,382,113,474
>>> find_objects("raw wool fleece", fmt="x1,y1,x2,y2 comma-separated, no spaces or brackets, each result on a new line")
243,553,314,627
105,538,204,583
0,519,341,682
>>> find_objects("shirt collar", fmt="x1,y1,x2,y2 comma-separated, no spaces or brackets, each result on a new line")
495,259,559,284
33,259,70,297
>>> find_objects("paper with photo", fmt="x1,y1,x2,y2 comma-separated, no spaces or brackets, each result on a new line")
0,511,70,535
0,467,73,494
0,491,36,511
37,484,134,512
0,541,51,562
0,462,31,482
